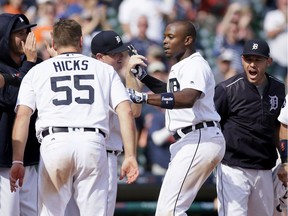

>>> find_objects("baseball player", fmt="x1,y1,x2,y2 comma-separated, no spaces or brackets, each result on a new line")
214,39,285,216
9,19,139,215
90,30,144,216
273,94,288,216
0,13,41,216
64,30,144,216
128,20,226,215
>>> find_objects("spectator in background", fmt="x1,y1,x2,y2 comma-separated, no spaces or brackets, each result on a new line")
213,20,245,74
2,0,37,21
263,0,288,83
118,0,174,43
33,0,57,60
214,48,237,84
128,15,161,57
213,2,255,74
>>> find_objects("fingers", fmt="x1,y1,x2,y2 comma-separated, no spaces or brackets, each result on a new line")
125,168,139,184
9,165,25,192
24,32,37,62
128,55,147,69
9,176,20,192
120,158,140,184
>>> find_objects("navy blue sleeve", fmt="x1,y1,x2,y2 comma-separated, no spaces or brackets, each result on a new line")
141,74,167,94
214,83,229,128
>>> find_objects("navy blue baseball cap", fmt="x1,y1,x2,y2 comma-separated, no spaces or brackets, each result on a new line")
12,15,37,33
242,39,270,58
91,31,128,55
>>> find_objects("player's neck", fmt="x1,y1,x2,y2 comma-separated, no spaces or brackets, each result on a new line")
57,46,81,55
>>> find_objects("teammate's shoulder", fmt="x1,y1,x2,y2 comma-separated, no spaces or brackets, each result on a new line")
216,73,244,87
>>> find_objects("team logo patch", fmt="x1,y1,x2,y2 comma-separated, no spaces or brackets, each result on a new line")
19,17,24,23
269,95,278,111
115,36,121,44
252,43,258,50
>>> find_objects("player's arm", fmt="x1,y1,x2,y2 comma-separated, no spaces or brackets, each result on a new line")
125,55,146,118
115,100,139,184
141,75,167,94
0,74,4,88
277,122,288,187
10,105,33,192
127,45,167,93
128,88,201,109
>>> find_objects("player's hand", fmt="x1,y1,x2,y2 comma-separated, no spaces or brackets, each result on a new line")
127,88,148,104
44,40,57,57
277,163,288,187
9,163,25,192
119,156,139,184
22,31,37,63
127,55,147,77
130,65,148,81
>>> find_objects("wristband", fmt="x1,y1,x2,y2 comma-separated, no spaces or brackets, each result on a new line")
160,92,175,109
279,139,288,163
143,92,148,103
12,160,24,165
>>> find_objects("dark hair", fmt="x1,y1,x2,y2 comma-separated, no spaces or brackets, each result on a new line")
53,19,82,47
172,20,197,43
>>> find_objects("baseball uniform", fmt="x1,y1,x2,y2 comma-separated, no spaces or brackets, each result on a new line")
16,53,129,215
273,94,288,216
215,73,285,216
155,52,225,215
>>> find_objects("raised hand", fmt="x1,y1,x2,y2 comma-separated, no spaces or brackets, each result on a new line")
127,45,148,80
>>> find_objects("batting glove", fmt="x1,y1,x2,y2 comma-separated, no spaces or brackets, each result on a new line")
128,45,147,81
130,66,147,81
127,88,148,104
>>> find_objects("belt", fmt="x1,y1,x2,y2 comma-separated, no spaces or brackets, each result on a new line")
106,150,122,156
173,121,219,140
41,127,105,138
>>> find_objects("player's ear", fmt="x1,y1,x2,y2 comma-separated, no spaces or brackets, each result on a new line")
267,57,273,66
52,38,57,51
184,36,193,46
79,36,83,49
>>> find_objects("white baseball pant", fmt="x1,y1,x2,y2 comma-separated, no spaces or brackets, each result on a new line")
38,132,108,216
217,163,274,216
0,166,38,216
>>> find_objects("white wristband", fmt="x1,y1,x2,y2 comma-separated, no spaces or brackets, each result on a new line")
12,160,24,165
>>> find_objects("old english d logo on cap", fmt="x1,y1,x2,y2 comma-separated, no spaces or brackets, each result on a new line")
242,39,270,58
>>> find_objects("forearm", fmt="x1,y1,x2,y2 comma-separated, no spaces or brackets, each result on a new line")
126,70,143,118
12,114,30,162
146,89,200,109
116,102,137,157
141,75,167,94
0,74,4,88
278,123,288,164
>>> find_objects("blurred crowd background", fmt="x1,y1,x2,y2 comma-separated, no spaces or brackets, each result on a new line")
0,0,287,177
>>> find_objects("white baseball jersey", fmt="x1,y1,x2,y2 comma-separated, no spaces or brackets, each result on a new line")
106,107,123,151
16,53,129,137
278,94,288,125
166,52,220,132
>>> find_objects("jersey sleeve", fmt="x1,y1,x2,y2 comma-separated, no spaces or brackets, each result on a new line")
214,83,229,126
180,59,209,95
16,68,36,113
109,70,129,110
